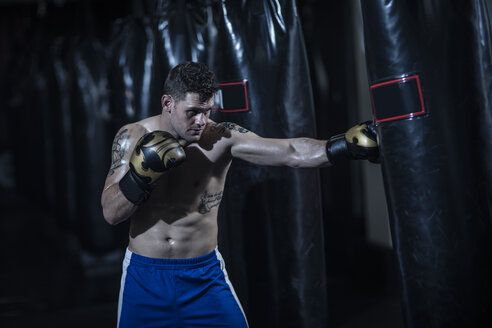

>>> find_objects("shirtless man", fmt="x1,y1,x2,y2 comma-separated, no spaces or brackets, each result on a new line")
101,61,378,328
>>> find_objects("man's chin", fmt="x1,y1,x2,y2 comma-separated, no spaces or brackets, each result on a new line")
183,132,202,143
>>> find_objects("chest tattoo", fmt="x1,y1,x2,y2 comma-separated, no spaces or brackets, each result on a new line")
198,190,223,214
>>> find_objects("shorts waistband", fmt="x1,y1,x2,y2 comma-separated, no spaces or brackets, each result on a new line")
125,247,218,268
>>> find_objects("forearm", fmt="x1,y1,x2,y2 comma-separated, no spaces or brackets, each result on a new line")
231,135,330,168
287,137,330,168
101,184,138,225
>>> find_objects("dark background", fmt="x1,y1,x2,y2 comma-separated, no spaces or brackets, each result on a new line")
5,0,488,327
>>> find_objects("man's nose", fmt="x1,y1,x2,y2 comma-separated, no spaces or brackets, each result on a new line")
195,113,206,126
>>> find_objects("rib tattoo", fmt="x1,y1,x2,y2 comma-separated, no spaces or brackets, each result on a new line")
198,190,223,214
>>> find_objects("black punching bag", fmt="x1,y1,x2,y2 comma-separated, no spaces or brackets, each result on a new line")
360,1,492,327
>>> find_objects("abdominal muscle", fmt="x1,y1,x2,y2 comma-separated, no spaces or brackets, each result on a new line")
128,210,219,259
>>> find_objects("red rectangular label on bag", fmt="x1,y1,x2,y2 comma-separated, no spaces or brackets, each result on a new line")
214,81,249,113
370,75,426,124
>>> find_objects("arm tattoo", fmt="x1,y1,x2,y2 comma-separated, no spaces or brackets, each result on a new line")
198,190,223,214
107,129,130,177
210,122,250,134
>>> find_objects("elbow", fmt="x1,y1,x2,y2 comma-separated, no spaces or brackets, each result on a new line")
101,188,129,225
102,207,119,226
101,198,125,226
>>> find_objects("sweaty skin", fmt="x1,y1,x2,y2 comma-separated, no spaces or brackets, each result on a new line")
101,93,330,259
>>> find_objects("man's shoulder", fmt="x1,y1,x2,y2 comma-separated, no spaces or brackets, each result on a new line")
205,121,251,135
118,115,160,136
197,120,254,152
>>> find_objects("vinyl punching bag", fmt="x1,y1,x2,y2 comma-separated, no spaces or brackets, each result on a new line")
360,0,492,327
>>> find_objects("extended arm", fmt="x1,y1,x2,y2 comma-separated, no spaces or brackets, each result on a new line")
232,134,329,168
224,122,378,167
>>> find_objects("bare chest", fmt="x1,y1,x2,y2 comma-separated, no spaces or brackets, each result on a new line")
139,144,232,219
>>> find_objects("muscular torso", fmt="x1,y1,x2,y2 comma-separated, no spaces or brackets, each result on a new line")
104,114,328,259
128,118,233,259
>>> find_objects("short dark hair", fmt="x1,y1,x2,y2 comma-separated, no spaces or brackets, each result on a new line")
163,62,218,103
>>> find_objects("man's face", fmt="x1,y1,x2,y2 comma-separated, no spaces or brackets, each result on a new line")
168,93,214,143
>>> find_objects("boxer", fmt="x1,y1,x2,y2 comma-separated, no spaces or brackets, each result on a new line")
101,61,378,327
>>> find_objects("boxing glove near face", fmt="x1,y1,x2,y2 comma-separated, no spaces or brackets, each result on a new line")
120,131,186,205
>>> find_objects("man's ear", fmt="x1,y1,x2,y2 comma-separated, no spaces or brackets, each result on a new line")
161,94,174,113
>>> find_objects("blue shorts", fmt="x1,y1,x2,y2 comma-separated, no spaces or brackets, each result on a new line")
117,248,248,328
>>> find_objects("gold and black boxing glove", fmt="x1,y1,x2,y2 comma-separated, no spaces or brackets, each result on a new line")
119,131,186,205
325,121,379,165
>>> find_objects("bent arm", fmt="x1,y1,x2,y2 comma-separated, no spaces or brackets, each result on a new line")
225,123,330,168
101,183,137,225
101,124,146,225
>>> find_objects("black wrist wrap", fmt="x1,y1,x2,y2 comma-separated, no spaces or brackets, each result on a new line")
325,134,349,165
119,168,152,205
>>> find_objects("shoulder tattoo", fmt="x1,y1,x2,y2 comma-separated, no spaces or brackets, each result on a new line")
107,129,130,177
210,122,250,134
198,190,223,214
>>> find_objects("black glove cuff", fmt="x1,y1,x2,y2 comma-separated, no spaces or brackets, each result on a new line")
325,134,349,165
119,170,152,205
